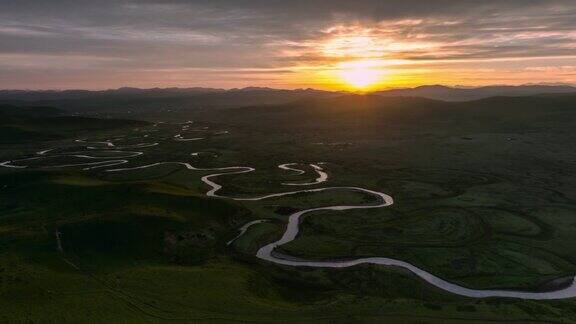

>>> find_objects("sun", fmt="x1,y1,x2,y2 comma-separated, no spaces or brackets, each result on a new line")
337,60,386,90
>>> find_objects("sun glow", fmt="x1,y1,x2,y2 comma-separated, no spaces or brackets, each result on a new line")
282,24,440,90
337,60,387,90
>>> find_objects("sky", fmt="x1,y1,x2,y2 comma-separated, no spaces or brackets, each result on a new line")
1,0,576,90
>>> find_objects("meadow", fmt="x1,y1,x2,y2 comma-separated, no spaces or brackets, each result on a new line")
1,94,576,322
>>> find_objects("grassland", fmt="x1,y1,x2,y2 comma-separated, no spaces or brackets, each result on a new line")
1,95,576,322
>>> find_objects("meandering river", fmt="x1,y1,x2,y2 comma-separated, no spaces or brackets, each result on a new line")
2,131,576,300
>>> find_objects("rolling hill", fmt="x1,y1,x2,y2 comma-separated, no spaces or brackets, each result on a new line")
0,104,147,143
373,85,576,101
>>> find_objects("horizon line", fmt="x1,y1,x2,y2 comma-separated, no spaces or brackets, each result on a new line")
2,83,576,93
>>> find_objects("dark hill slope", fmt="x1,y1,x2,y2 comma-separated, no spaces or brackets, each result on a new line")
0,104,147,143
374,85,576,101
0,88,338,113
218,94,576,136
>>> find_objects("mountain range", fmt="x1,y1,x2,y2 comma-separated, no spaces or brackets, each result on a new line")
0,85,575,113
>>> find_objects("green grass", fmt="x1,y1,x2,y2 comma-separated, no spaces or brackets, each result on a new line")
2,96,576,322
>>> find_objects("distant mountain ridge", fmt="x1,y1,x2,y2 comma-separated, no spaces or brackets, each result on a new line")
373,85,576,101
0,87,331,101
1,85,575,110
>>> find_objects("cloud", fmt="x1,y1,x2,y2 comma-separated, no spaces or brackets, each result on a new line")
0,0,575,88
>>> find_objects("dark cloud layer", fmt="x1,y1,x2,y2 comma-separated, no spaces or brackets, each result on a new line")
1,0,575,89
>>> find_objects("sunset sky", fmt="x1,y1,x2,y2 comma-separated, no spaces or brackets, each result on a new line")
1,0,576,90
